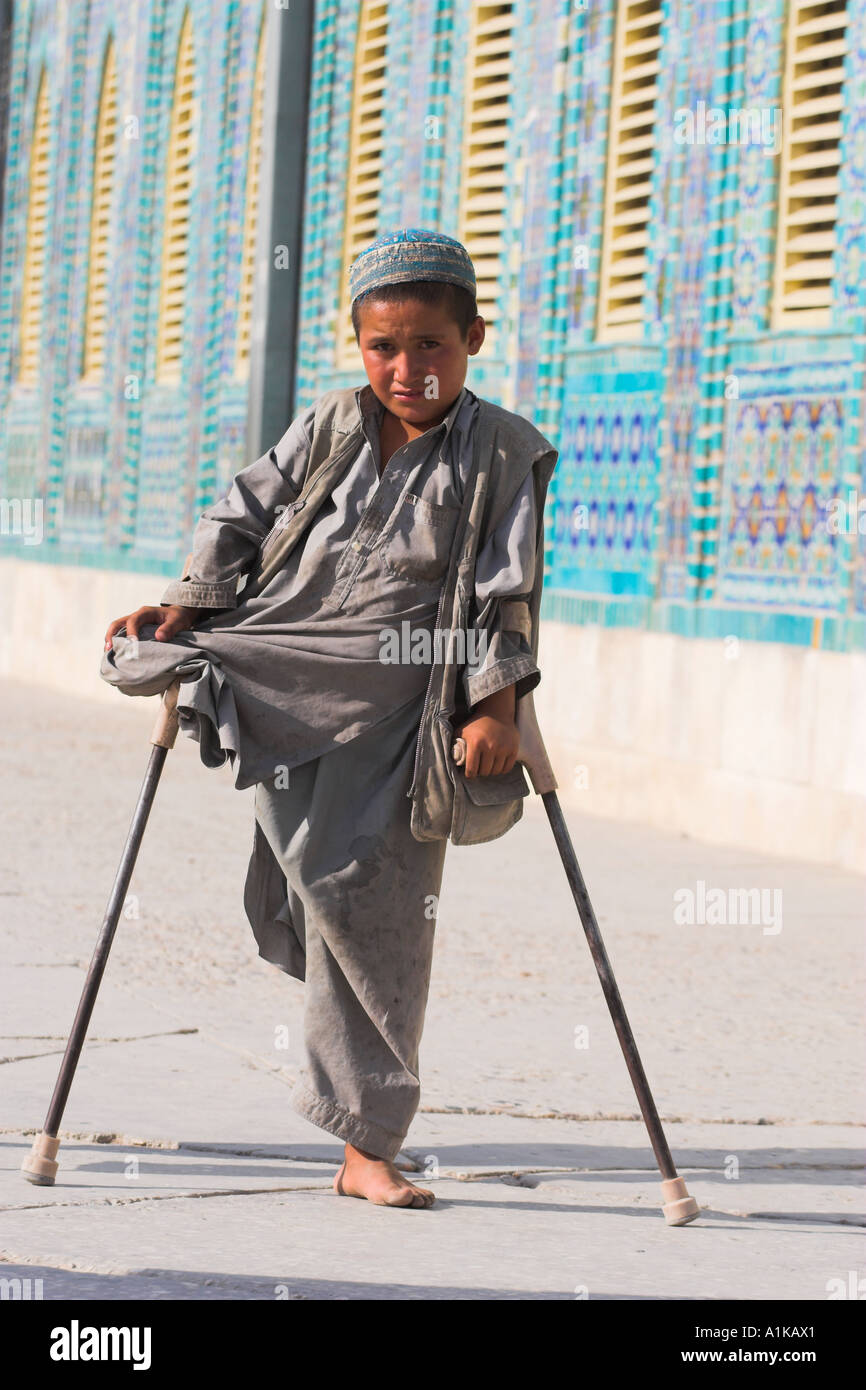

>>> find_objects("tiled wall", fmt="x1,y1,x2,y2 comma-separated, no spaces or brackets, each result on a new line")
0,0,265,580
2,0,864,654
295,0,866,652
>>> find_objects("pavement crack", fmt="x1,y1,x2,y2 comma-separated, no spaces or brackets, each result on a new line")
7,1132,861,1177
417,1105,861,1127
4,1128,183,1149
176,1142,338,1165
0,1033,198,1041
4,1130,344,1163
0,1028,199,1065
6,961,83,968
2,1182,335,1214
704,1209,865,1228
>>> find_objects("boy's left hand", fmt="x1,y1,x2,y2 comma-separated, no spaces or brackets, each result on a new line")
457,685,520,778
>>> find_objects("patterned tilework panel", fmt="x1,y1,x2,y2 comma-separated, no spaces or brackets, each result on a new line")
655,0,714,604
718,395,846,612
565,0,610,347
511,0,563,419
547,387,661,598
731,0,785,336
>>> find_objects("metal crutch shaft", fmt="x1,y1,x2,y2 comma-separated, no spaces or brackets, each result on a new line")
21,681,183,1185
452,691,700,1226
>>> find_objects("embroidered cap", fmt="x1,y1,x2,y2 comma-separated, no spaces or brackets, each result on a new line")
349,228,476,305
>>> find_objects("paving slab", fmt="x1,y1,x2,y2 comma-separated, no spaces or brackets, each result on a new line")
1,679,862,1301
1,1172,859,1302
2,1115,862,1300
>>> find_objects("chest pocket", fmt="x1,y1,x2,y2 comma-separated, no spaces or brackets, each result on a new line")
380,493,461,587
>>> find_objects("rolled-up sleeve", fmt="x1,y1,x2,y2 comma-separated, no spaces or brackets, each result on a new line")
159,405,316,609
463,474,540,708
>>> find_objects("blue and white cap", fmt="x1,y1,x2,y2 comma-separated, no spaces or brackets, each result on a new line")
349,228,477,305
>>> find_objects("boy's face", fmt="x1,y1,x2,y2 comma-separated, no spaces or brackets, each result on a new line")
356,295,485,432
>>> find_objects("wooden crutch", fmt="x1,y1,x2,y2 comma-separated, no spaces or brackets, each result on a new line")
453,691,701,1226
21,678,184,1185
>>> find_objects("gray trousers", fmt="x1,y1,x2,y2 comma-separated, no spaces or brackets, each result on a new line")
252,693,447,1160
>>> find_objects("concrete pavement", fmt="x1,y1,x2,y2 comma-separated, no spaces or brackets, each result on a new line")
1,677,863,1300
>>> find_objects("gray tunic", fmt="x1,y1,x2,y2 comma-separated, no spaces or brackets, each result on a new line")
99,383,541,1158
100,384,539,790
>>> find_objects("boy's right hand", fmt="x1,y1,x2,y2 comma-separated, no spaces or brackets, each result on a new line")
103,604,204,651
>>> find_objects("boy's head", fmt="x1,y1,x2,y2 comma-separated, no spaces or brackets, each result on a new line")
349,229,485,430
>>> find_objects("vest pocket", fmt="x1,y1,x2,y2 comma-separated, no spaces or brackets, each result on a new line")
380,493,461,586
460,763,530,804
449,760,530,845
438,705,531,845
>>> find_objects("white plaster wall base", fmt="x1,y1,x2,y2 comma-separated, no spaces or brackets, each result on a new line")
535,621,865,873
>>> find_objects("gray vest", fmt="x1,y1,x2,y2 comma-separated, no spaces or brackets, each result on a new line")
247,386,558,844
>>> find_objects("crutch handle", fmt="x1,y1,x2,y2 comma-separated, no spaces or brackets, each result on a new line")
150,678,181,749
148,556,205,749
452,690,558,794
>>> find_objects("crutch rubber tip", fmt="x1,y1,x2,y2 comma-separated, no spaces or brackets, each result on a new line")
661,1176,701,1226
21,1133,60,1186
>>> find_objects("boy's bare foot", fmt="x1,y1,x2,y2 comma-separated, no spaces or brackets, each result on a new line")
334,1143,435,1208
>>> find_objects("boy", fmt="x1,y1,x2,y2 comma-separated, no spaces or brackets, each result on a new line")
102,229,558,1209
